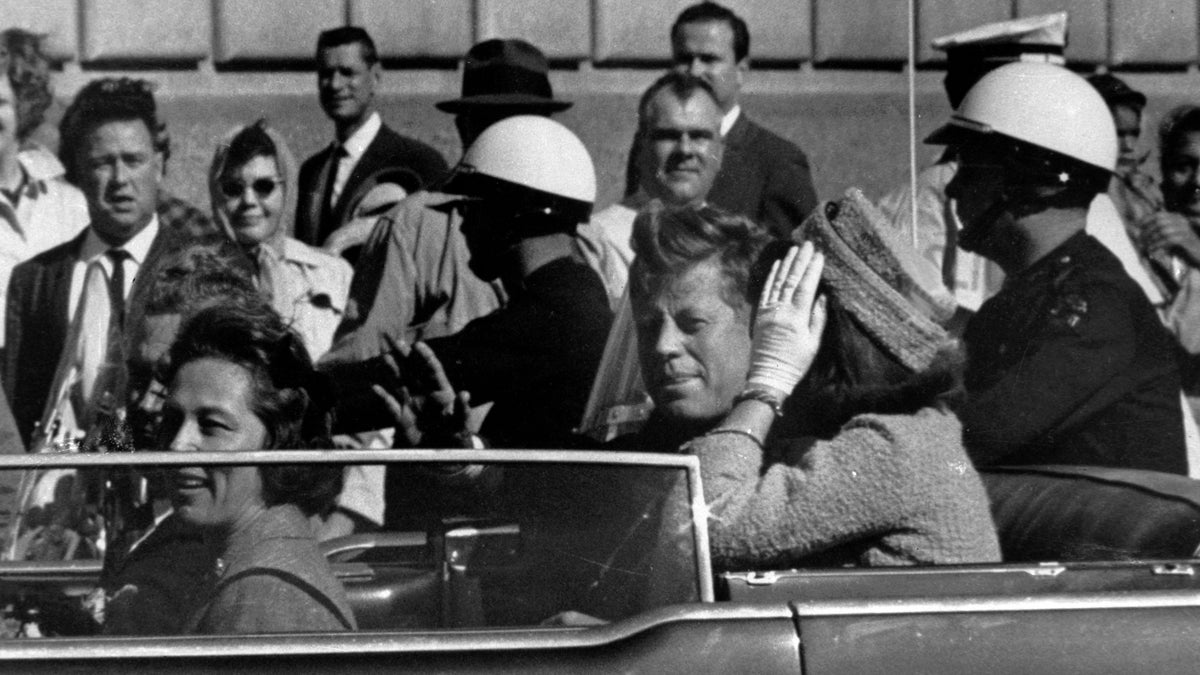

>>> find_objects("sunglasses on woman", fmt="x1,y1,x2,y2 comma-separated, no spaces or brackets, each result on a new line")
221,178,282,199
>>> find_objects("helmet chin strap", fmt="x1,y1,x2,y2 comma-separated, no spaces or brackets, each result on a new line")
959,152,1080,252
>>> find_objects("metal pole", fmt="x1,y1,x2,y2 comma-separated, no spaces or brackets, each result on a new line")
908,0,919,248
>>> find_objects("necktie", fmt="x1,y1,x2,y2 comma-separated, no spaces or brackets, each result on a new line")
74,261,113,412
329,145,350,209
317,145,349,244
321,146,347,217
105,248,131,327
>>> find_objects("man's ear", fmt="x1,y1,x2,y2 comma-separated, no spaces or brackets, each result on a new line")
735,56,749,87
370,61,382,86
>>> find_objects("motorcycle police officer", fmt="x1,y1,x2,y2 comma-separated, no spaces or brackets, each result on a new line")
389,116,614,452
929,62,1188,474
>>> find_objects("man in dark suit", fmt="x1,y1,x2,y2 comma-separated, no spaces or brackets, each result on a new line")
624,2,818,238
294,26,449,249
4,78,185,447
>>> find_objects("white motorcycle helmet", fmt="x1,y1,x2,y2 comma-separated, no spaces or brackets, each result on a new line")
927,61,1117,187
448,115,595,226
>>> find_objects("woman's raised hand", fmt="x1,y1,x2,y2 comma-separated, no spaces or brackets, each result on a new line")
747,242,827,398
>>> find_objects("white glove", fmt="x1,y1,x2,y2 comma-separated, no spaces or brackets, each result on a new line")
747,243,827,397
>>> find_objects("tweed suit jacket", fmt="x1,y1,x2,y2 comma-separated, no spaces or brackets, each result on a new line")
3,224,184,445
294,123,449,247
624,112,818,238
186,504,356,634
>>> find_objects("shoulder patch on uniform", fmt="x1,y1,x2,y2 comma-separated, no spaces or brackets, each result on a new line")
1048,292,1088,330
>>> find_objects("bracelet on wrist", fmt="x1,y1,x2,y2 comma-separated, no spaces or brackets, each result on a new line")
703,427,764,450
733,387,786,418
453,430,486,449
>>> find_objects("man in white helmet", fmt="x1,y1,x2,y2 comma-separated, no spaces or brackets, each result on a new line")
389,116,614,452
929,62,1186,474
317,39,572,432
878,12,1160,325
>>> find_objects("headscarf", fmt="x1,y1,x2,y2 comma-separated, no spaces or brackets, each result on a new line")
207,118,299,242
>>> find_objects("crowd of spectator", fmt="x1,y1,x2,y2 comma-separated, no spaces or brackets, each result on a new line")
0,2,1195,636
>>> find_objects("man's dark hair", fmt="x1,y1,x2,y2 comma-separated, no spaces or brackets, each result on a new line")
637,71,719,132
629,201,772,312
58,77,167,185
0,29,53,142
672,2,750,62
167,302,342,517
142,234,258,317
316,26,378,65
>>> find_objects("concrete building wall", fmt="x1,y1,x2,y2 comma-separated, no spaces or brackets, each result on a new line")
2,0,1199,96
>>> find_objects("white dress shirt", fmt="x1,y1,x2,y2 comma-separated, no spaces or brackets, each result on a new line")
720,104,741,137
68,215,159,323
330,111,382,208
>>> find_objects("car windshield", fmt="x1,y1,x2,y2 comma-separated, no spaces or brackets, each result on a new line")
0,449,710,637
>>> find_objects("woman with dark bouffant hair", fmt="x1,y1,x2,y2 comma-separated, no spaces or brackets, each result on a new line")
159,302,354,633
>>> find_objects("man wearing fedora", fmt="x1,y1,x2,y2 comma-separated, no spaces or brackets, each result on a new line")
317,38,575,433
294,26,449,249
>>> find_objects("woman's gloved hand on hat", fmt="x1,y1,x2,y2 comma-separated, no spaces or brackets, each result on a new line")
748,242,828,399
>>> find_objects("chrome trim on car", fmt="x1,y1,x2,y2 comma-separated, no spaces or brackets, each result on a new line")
0,603,792,659
0,449,704,469
1151,563,1195,576
0,559,102,575
686,456,714,602
791,589,1200,617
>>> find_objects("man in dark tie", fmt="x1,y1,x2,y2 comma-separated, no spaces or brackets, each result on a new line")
623,1,818,238
294,26,449,250
3,78,184,447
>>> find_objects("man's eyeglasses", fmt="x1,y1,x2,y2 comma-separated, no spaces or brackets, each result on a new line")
220,178,282,199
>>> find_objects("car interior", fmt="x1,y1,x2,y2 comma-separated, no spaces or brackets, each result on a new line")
4,456,1200,636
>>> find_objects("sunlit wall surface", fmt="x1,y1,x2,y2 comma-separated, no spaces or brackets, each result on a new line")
5,1,1193,82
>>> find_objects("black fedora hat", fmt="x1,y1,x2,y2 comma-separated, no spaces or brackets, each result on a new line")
436,39,572,114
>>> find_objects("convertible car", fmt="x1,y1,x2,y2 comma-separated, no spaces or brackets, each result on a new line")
1,449,1200,673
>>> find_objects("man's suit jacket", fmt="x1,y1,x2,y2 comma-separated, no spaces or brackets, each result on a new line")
3,225,183,446
101,512,212,635
625,112,819,239
294,124,449,247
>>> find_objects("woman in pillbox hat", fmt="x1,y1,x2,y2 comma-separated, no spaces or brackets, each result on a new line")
686,189,1000,569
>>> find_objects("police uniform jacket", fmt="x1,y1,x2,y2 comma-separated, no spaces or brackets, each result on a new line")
962,231,1187,474
423,256,613,450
